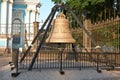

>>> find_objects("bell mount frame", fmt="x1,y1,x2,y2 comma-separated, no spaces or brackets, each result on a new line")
20,4,108,71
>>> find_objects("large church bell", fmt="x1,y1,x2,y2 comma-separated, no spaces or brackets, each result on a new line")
46,12,76,44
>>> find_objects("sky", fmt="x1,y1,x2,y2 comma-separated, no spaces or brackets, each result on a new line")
39,0,55,22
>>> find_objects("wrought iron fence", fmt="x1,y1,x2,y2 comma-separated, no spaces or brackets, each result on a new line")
16,50,120,71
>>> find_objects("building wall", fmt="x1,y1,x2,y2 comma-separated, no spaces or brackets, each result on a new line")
0,0,8,49
0,0,40,50
0,1,1,33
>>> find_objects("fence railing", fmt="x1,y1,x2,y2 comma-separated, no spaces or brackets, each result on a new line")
15,50,120,72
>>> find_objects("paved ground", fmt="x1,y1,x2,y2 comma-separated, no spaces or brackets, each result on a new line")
0,56,120,80
0,56,11,67
0,64,120,80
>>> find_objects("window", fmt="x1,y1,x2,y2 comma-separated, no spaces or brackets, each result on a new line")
12,19,21,36
12,19,21,44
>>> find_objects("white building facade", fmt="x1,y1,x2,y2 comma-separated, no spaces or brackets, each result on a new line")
0,0,40,50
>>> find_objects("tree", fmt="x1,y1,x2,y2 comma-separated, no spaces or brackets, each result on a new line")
51,0,104,24
51,0,120,50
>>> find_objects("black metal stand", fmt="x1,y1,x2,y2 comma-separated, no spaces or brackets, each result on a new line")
96,53,102,73
11,49,21,77
59,49,65,75
20,4,104,71
11,72,20,77
58,44,65,75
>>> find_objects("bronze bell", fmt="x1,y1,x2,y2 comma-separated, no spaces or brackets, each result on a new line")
46,12,76,43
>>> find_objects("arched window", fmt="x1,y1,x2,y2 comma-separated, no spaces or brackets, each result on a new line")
12,19,21,36
12,19,21,44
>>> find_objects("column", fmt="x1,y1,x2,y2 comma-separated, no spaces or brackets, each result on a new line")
0,0,8,50
1,0,7,34
8,0,13,53
8,0,13,38
29,10,35,34
25,9,30,24
35,8,40,22
83,19,92,52
0,1,1,33
30,10,35,23
36,12,40,22
24,9,31,47
25,9,30,38
30,10,35,46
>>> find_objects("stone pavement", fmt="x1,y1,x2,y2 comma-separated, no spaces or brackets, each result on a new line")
0,56,11,67
0,64,120,80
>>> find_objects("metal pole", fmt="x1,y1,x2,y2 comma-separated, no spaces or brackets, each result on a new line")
28,6,58,70
20,5,58,63
60,48,63,72
59,44,65,74
97,52,99,71
16,49,19,73
96,52,102,73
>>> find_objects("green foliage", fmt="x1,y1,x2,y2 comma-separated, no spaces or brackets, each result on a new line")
91,24,120,47
51,0,61,3
51,0,105,27
72,30,83,45
51,0,67,4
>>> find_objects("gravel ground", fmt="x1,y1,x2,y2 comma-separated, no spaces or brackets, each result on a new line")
0,65,120,80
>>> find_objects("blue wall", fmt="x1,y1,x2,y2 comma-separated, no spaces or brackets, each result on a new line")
13,4,27,9
0,40,6,47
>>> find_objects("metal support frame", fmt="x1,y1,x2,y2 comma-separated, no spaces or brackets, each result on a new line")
20,4,107,71
20,5,59,63
28,5,58,70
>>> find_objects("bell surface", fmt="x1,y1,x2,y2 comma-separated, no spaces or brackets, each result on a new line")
46,12,76,44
